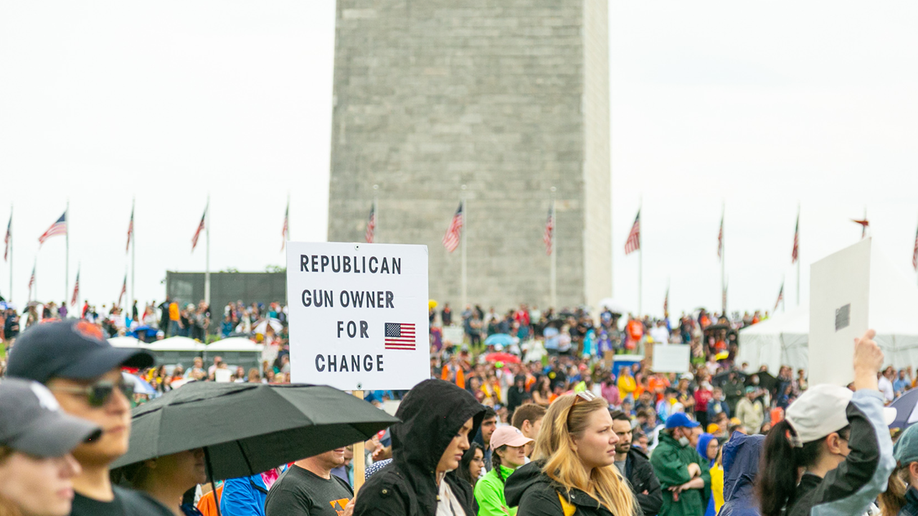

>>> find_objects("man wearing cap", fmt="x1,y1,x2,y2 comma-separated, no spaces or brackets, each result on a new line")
0,378,101,516
734,386,764,435
5,320,171,516
650,413,711,516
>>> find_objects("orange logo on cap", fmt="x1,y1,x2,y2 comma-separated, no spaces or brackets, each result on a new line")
75,320,104,340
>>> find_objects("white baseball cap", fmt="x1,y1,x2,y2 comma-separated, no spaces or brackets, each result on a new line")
785,384,895,445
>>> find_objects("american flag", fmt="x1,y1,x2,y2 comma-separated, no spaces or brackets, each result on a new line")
791,214,800,264
442,203,463,253
717,212,724,260
913,223,918,271
663,286,669,316
543,205,554,255
624,210,640,255
192,206,206,252
71,269,80,306
117,274,126,308
3,212,10,262
852,218,869,239
27,263,35,291
384,322,416,350
126,206,134,254
775,282,784,312
281,202,289,251
366,204,376,244
38,212,67,245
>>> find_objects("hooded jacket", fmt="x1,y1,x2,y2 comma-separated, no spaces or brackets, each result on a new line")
504,461,618,516
650,432,711,516
354,379,485,516
718,432,763,516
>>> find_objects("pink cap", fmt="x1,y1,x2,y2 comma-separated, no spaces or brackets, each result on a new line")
490,426,534,451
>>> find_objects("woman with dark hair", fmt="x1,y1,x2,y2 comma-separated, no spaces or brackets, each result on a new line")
756,329,894,516
531,377,551,408
505,392,639,516
455,443,484,488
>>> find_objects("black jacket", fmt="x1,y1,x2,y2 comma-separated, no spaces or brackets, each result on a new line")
625,447,662,516
354,380,485,516
506,461,629,516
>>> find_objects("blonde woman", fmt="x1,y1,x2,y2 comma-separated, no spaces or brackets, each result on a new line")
505,392,639,516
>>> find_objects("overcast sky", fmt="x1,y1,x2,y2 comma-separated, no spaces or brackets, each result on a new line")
2,2,917,317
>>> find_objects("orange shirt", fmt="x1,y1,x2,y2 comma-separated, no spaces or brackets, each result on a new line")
197,485,223,516
648,376,670,403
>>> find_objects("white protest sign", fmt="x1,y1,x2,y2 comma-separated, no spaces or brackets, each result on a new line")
651,344,690,373
286,242,430,391
809,237,871,386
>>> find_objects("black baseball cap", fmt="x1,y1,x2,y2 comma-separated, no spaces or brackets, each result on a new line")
0,378,102,457
6,320,154,384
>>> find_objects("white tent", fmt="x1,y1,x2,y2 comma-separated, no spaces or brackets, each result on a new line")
108,336,143,348
205,337,264,353
146,336,203,352
738,244,918,373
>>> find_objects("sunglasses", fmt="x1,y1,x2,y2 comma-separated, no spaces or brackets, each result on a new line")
51,379,135,407
566,390,597,428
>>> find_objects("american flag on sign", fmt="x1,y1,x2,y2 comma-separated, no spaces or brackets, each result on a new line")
442,203,463,253
366,205,376,244
126,207,134,254
384,322,416,350
38,212,67,245
3,212,10,262
71,269,80,306
624,210,640,255
192,206,206,252
543,206,554,255
791,214,800,264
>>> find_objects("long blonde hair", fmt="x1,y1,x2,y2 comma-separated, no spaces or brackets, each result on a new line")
534,394,637,516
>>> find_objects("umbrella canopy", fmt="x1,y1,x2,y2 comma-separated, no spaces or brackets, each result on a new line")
484,333,514,347
111,382,398,480
746,371,778,392
890,388,918,429
253,318,284,335
484,352,521,364
711,369,747,386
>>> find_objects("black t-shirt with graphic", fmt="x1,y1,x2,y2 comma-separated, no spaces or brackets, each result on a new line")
70,485,173,516
265,465,354,516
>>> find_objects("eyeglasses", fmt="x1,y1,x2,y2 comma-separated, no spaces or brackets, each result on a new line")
51,379,134,407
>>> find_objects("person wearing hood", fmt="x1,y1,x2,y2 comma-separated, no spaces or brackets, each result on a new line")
650,413,711,516
879,421,918,516
610,410,663,516
354,379,485,516
504,392,639,516
756,329,895,516
695,434,718,468
718,432,764,516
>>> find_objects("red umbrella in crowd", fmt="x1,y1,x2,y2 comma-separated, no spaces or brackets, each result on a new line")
485,352,521,364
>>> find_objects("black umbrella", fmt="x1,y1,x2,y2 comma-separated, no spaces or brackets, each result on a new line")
746,371,778,392
711,369,747,386
112,382,399,481
890,388,918,429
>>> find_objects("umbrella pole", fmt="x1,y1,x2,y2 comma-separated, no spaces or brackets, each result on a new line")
204,447,222,516
352,390,366,493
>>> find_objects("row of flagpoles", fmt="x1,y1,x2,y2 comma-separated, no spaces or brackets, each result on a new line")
10,197,918,315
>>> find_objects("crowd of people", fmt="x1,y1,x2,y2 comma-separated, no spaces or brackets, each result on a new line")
2,295,918,516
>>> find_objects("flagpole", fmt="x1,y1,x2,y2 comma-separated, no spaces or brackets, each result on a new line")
796,204,801,307
65,199,69,302
638,196,642,316
8,206,12,303
205,195,210,307
131,197,135,320
373,185,379,243
720,202,725,316
550,187,557,310
460,185,468,311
